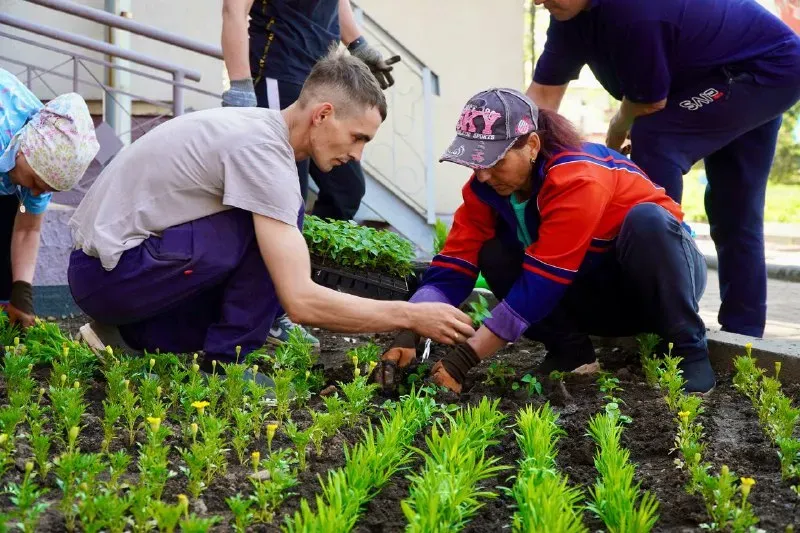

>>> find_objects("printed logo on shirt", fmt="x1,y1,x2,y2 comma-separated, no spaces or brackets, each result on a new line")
457,104,502,139
679,88,724,111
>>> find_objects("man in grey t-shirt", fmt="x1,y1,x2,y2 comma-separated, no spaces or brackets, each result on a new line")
68,49,474,368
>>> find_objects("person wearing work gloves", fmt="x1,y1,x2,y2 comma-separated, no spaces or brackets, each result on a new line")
0,68,99,328
527,0,800,338
374,89,715,395
69,50,474,374
221,0,400,348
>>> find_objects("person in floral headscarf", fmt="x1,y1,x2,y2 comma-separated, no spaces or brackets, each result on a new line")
0,68,99,327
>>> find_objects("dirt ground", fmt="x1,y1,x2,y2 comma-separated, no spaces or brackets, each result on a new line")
1,320,798,532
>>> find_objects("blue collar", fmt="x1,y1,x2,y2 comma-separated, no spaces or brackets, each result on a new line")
0,133,21,175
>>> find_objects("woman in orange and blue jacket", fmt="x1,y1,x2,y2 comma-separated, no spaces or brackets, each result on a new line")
374,88,714,394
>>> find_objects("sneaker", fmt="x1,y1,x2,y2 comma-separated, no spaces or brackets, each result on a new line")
78,321,142,360
679,357,716,394
267,313,320,348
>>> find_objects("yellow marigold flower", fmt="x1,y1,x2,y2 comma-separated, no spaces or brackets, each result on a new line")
69,426,79,441
193,353,198,362
149,358,156,370
147,417,161,431
60,374,67,385
0,434,7,445
267,423,278,439
678,411,690,420
24,461,33,474
775,361,782,378
354,367,361,378
369,361,377,373
190,423,198,437
192,363,200,373
668,342,674,353
73,381,80,389
740,477,755,497
252,364,259,374
105,345,114,357
13,337,19,347
156,386,162,396
177,494,189,510
352,355,359,367
191,401,209,415
212,359,217,370
251,451,260,465
721,465,729,477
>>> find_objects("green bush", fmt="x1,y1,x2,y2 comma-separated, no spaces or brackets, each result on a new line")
302,215,415,278
772,102,800,185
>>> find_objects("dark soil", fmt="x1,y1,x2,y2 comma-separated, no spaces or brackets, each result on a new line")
1,321,799,532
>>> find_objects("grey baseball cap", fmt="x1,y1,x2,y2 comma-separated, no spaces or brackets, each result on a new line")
440,88,539,170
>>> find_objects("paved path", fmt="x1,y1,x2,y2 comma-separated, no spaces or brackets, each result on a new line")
700,270,800,341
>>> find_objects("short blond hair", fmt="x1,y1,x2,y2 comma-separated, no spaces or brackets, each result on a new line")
298,46,387,121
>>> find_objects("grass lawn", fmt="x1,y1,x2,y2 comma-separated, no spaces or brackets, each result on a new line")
681,170,800,223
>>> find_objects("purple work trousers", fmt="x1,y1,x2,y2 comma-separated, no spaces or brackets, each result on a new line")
68,209,289,362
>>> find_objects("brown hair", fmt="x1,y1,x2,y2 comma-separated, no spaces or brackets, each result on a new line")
298,45,388,121
512,108,583,161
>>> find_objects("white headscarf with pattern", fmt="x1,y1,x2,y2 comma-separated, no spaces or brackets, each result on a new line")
19,92,99,191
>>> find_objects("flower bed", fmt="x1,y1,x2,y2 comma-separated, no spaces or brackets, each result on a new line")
0,316,798,532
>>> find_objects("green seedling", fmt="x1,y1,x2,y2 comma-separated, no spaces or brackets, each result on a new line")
586,410,659,533
271,368,296,424
467,294,492,327
637,333,662,385
249,449,298,523
402,398,509,532
285,421,313,471
151,496,187,533
101,400,123,453
697,466,759,532
106,450,131,493
339,375,379,427
118,379,142,446
231,408,253,465
5,462,50,533
226,494,255,532
138,417,174,500
347,342,382,370
483,360,515,387
139,377,167,421
657,356,685,412
77,491,130,533
303,215,415,278
179,514,221,533
285,389,436,532
220,361,248,417
512,373,544,397
510,404,587,533
309,409,343,457
246,376,270,440
54,452,105,532
49,384,85,448
29,419,52,479
0,404,24,438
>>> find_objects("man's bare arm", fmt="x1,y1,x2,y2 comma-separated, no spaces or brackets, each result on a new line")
525,81,569,112
253,214,474,344
338,0,361,45
222,0,256,81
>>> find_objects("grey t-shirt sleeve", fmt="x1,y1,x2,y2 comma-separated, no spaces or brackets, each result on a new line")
221,141,302,226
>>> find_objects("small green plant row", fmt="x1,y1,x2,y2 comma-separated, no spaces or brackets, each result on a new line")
586,373,660,533
401,397,508,533
509,403,587,533
284,388,438,532
0,321,382,532
639,337,759,532
303,215,415,278
733,344,800,496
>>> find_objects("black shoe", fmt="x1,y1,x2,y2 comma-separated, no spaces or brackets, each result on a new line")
679,357,716,394
535,340,600,376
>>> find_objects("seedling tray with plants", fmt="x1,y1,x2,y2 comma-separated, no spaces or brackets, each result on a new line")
0,313,799,532
303,216,416,301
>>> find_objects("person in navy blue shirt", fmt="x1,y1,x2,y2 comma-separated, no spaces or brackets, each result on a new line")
221,0,399,347
527,0,800,338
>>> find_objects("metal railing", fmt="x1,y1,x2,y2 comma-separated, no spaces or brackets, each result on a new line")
353,4,440,225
